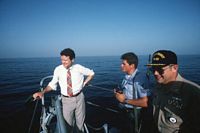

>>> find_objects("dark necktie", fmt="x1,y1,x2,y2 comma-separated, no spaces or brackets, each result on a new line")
67,70,73,96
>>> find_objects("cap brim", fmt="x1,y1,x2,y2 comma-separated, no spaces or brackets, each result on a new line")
145,64,166,66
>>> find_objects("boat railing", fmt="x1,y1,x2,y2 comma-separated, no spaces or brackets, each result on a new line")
39,75,53,107
39,75,53,133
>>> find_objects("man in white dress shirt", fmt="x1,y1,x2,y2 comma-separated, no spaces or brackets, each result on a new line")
33,48,95,133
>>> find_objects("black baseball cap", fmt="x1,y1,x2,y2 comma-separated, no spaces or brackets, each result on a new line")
146,50,177,66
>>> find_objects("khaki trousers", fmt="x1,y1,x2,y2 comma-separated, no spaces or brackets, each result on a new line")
62,92,85,133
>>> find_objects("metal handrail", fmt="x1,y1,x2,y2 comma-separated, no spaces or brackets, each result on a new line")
39,75,53,133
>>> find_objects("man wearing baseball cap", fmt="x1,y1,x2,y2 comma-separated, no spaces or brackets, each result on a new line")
147,50,200,133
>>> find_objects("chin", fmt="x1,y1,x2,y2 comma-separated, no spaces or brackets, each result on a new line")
63,64,68,68
156,78,163,84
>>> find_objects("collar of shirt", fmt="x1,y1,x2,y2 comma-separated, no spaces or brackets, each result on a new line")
125,69,138,80
63,64,73,71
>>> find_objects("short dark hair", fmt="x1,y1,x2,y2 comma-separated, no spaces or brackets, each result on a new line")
121,52,138,68
60,48,75,60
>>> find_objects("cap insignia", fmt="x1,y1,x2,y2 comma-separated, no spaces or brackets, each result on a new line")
153,52,166,61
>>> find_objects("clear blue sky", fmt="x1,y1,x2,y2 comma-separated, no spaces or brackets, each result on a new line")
0,0,200,58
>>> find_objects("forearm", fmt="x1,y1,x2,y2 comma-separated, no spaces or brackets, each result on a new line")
33,86,52,99
84,74,94,85
126,96,148,107
42,86,53,94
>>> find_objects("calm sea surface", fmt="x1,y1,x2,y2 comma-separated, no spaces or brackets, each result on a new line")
0,55,199,133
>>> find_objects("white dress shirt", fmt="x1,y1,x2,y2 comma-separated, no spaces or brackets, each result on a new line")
48,64,94,96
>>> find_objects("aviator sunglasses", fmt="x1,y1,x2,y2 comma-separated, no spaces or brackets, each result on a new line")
150,65,173,75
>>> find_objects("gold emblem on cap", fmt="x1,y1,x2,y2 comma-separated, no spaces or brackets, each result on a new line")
153,57,160,61
153,52,165,61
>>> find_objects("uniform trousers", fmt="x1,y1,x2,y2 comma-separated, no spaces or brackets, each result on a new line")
62,92,85,133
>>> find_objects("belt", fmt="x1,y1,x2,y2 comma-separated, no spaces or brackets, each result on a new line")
62,92,81,98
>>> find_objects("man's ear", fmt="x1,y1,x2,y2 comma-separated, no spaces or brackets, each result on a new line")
172,64,178,72
72,59,74,63
131,64,136,69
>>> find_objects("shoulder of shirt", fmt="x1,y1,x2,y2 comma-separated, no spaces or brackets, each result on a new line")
72,64,84,68
134,71,147,81
54,64,83,69
55,65,64,70
177,74,200,89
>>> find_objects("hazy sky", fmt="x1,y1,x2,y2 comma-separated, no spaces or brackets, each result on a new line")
0,0,200,58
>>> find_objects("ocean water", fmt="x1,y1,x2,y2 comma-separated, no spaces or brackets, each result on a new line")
0,55,199,133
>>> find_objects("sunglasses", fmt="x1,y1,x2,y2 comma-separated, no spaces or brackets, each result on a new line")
150,65,173,75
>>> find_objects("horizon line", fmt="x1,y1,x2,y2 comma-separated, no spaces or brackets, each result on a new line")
1,54,200,59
